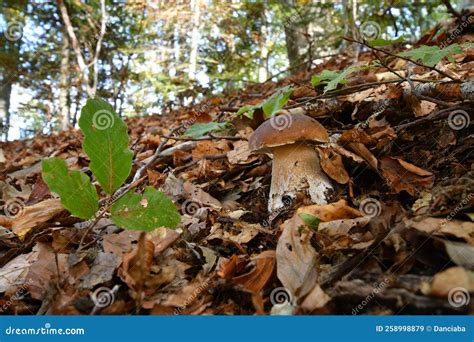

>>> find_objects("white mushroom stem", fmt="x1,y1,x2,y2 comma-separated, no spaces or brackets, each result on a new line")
269,143,333,212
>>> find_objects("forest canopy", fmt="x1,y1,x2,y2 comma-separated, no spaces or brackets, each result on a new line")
1,0,451,140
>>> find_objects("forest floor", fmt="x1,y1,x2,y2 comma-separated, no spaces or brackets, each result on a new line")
0,18,473,315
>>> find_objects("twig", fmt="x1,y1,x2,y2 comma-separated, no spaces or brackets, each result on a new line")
442,0,462,20
343,37,460,82
174,153,227,173
166,133,245,141
286,78,438,109
395,105,466,132
415,94,458,107
77,176,146,251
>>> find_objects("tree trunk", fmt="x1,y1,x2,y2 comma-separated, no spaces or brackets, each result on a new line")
283,0,308,73
59,31,70,130
258,8,269,83
0,79,12,140
351,0,359,61
1,0,26,140
188,0,201,81
58,0,106,98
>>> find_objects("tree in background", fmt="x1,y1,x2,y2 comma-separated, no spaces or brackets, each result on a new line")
0,0,453,140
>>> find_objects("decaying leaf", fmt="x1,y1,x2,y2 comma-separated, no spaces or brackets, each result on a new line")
405,217,474,244
11,199,67,240
233,250,275,293
297,199,361,222
119,233,155,291
380,157,434,195
276,215,318,299
319,148,350,184
431,267,474,297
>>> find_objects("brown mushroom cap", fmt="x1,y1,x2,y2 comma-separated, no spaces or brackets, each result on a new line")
248,113,329,153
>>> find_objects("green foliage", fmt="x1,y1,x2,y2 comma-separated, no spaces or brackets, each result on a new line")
298,212,320,230
311,66,363,92
42,98,180,232
237,85,293,119
183,122,229,138
398,44,463,67
367,36,404,47
79,98,134,195
42,157,99,220
311,70,341,87
111,186,181,231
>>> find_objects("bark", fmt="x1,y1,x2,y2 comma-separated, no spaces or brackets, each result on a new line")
258,8,269,83
0,79,12,140
188,0,201,81
72,83,82,127
59,32,70,130
351,0,359,60
57,0,107,97
341,0,350,50
0,0,26,140
283,0,308,73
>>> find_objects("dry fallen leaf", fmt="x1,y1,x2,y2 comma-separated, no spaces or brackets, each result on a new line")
297,199,361,222
300,284,330,312
276,215,318,299
227,140,253,164
119,233,155,291
405,217,474,244
80,252,120,289
11,199,67,240
233,250,275,293
319,148,350,184
380,157,434,195
431,267,474,297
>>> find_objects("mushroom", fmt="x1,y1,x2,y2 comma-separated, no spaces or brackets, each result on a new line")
249,113,334,212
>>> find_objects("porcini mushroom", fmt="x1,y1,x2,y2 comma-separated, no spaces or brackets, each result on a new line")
249,113,334,212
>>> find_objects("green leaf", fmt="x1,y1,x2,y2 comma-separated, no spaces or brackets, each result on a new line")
298,212,320,230
236,86,293,119
42,158,99,220
261,85,293,118
367,36,404,47
311,70,340,87
324,65,362,92
398,44,463,67
111,186,181,231
79,98,133,195
236,105,256,118
183,122,228,138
